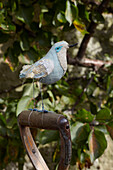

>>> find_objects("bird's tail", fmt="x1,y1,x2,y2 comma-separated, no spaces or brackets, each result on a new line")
19,65,31,78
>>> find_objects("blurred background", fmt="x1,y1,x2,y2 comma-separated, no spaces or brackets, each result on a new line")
0,0,113,169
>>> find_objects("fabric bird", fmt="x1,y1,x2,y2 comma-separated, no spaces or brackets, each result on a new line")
19,41,77,112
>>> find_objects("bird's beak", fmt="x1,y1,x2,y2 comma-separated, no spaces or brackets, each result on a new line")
69,43,78,48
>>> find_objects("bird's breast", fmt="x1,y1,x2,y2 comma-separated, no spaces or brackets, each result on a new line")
57,48,67,74
39,50,65,84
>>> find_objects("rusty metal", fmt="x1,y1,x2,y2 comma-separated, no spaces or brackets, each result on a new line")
18,110,72,170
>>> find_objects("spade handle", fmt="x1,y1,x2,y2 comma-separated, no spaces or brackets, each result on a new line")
18,111,72,170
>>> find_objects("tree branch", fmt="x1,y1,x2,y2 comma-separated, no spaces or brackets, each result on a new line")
67,55,112,68
76,0,110,60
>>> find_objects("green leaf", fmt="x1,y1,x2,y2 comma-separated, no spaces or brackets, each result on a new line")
71,122,90,148
6,47,18,65
90,102,97,115
20,0,31,6
96,108,111,123
37,98,54,111
61,95,74,105
7,23,16,32
20,32,30,51
88,129,107,163
57,12,67,23
23,83,39,98
78,4,90,22
94,125,108,134
0,98,4,104
106,75,111,90
92,11,105,23
71,4,78,20
106,97,113,108
75,109,94,123
6,117,17,129
65,0,73,26
25,48,38,63
13,41,21,57
38,130,59,144
16,5,33,25
106,121,113,139
0,12,5,25
47,90,55,105
39,5,48,27
0,113,6,126
0,31,10,43
16,96,33,116
0,2,3,9
0,126,7,136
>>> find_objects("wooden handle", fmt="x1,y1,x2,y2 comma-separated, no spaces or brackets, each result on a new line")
18,111,71,170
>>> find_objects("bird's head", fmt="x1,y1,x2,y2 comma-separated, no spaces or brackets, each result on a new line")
52,41,78,72
53,40,78,55
53,41,68,55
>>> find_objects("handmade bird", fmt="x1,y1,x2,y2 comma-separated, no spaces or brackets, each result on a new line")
19,41,77,112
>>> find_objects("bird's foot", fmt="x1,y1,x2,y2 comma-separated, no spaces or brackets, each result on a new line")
28,108,48,113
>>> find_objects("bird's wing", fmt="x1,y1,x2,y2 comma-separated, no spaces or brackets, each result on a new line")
20,59,54,79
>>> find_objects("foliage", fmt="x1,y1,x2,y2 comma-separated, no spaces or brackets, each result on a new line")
0,0,113,169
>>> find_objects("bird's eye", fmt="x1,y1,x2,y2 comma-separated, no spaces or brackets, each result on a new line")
55,46,63,53
56,47,60,50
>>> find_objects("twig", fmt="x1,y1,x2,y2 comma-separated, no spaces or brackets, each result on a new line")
71,74,95,114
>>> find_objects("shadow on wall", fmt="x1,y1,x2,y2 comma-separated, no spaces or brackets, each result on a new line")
0,62,22,98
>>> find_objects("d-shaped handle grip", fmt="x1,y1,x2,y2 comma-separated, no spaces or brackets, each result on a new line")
18,111,72,170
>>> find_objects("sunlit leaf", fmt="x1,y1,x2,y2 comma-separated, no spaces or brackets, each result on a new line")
16,96,33,116
57,12,67,23
37,98,54,111
65,0,73,26
73,19,89,34
23,83,39,98
88,129,107,163
61,95,74,105
47,90,55,104
5,58,14,71
39,13,44,28
95,125,108,134
0,99,4,104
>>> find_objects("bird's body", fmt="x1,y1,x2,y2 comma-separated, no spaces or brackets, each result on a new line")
19,40,77,112
19,41,69,84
